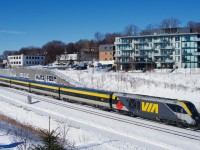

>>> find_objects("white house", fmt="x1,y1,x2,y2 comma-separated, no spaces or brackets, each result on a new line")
8,54,45,67
58,54,78,64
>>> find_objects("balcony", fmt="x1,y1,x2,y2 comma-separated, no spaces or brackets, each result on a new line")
192,52,200,55
155,46,161,50
165,46,174,49
114,41,131,45
134,40,148,44
155,59,175,63
154,39,163,43
154,53,161,56
134,54,140,57
114,54,122,57
122,48,134,51
165,59,175,63
114,59,122,63
194,38,200,41
182,52,193,56
144,47,154,50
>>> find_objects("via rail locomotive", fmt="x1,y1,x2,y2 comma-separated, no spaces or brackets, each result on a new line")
0,75,199,127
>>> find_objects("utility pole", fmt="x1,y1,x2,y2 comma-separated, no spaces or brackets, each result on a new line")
64,48,67,65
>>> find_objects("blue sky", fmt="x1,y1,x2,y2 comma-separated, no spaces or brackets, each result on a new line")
0,0,200,55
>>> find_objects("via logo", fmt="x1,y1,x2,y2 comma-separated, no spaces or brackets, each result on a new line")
142,102,158,114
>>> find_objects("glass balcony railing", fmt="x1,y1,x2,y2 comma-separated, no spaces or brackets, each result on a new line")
165,46,174,49
192,52,200,55
194,38,200,41
165,59,175,63
154,53,161,56
114,54,122,57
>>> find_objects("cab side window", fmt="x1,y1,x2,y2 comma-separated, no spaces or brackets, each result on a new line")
166,104,187,114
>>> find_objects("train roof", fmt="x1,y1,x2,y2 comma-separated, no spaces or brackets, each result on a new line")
1,75,30,82
114,92,179,103
0,75,112,94
60,84,113,94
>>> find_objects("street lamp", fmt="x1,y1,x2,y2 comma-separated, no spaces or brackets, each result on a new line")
145,53,149,71
131,52,135,71
64,48,67,65
43,51,47,66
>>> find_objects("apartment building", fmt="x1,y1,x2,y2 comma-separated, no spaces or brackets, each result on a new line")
8,54,45,67
99,44,115,61
114,28,200,70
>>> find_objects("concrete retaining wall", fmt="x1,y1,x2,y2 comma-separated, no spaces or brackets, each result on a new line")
0,67,73,86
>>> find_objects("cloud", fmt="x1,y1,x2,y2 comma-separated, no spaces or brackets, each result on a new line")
0,29,26,35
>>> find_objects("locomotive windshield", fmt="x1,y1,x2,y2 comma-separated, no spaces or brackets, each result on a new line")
184,102,200,118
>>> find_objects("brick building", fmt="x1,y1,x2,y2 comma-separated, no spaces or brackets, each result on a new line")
99,44,115,61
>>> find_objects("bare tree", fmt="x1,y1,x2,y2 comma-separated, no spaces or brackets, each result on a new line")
124,24,139,36
145,24,155,30
94,32,104,42
187,21,200,32
160,17,181,28
42,40,66,65
169,18,181,28
10,126,40,150
187,21,197,28
102,32,122,44
18,46,43,55
3,50,17,59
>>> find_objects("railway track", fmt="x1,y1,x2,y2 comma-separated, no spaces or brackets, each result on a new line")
0,86,200,141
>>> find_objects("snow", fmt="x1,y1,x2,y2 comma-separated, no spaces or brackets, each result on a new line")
0,67,200,149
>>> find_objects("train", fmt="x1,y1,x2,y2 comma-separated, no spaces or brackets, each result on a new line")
0,75,199,128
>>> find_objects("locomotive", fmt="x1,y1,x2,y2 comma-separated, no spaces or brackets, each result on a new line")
0,75,199,127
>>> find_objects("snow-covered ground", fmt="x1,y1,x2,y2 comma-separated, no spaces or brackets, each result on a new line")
0,67,200,149
0,87,200,150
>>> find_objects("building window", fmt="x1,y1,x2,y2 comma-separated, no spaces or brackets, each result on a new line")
105,52,107,55
175,50,180,55
182,36,190,41
105,58,107,60
175,42,180,48
175,36,180,41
